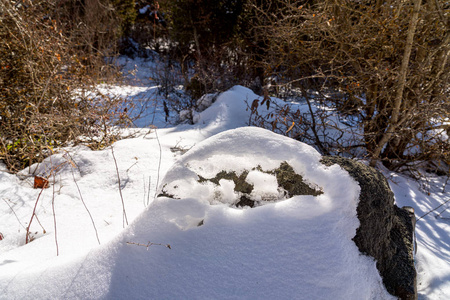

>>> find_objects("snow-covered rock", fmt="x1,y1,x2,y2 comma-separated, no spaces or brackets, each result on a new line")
159,127,416,299
1,80,445,299
152,126,396,299
322,156,417,300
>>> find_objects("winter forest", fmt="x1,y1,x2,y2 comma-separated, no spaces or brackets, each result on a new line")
1,0,449,299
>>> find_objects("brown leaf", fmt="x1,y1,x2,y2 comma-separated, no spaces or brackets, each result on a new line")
251,99,259,113
34,176,49,189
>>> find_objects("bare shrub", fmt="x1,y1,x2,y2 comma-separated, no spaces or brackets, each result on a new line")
0,0,130,172
244,0,450,172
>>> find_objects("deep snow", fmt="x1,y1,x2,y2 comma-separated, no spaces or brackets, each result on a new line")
1,59,449,299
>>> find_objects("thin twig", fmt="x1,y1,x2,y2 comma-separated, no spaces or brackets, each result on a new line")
147,176,152,206
51,170,59,256
70,166,101,245
417,197,450,222
152,128,162,205
151,94,158,126
111,146,128,227
25,186,45,244
127,241,171,251
143,175,147,207
34,214,46,234
2,198,26,230
435,203,450,218
126,160,138,173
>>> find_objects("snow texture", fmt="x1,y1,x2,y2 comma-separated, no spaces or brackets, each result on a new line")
1,59,449,299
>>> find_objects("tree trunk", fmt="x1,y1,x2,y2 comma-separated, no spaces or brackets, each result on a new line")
369,0,422,166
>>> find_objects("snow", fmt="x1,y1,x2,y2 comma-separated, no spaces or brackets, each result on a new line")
246,170,281,201
1,60,450,299
386,171,450,299
159,127,325,207
139,5,150,15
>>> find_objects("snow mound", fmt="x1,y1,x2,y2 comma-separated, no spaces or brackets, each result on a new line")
1,76,404,299
0,126,395,299
159,127,326,207
133,127,394,299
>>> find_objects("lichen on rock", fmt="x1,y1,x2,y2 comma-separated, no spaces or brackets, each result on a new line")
194,162,323,208
272,162,323,198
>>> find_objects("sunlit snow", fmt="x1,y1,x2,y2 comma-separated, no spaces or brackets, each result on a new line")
1,58,449,299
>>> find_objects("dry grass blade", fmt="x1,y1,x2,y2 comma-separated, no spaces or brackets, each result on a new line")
111,146,129,227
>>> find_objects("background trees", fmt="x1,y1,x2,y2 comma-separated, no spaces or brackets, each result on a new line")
165,0,243,54
160,0,247,97
1,0,448,174
244,0,449,171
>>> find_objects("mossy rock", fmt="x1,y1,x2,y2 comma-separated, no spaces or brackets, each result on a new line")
196,162,322,208
272,162,322,197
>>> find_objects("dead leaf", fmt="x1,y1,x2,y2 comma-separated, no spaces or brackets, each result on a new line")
34,176,49,189
251,99,259,112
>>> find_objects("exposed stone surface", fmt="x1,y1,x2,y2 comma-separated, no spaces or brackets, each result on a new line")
321,156,417,300
195,162,322,208
198,170,253,194
272,162,323,198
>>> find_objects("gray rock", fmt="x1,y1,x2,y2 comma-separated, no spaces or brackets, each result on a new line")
195,162,322,208
321,156,417,300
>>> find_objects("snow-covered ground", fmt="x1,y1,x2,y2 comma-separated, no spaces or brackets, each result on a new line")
1,58,449,299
